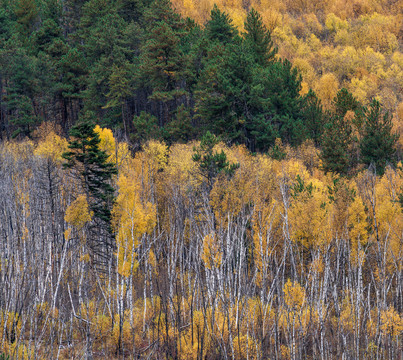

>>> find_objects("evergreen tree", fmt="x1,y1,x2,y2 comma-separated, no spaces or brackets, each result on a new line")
205,5,237,44
78,0,136,128
250,59,306,148
63,0,87,36
104,62,134,135
320,113,352,175
320,89,361,175
41,0,62,23
192,131,239,191
142,0,183,30
360,99,398,175
132,111,160,147
62,119,117,228
118,0,150,23
0,6,13,46
33,18,63,54
243,8,277,66
301,89,323,145
14,0,38,43
334,88,361,118
0,47,38,137
195,40,254,145
139,0,187,126
164,104,194,143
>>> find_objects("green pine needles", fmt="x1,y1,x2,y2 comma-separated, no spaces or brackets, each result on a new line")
62,119,117,228
192,131,239,191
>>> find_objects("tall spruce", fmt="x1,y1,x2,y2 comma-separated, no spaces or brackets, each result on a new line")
243,8,277,66
63,119,117,224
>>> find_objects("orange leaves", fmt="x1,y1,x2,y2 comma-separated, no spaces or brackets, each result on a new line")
279,280,318,337
94,124,131,169
164,142,200,191
367,306,403,340
142,140,169,172
94,125,116,160
113,175,156,239
233,335,258,359
339,297,358,333
253,197,281,286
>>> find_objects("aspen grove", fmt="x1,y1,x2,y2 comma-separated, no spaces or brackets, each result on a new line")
0,126,402,359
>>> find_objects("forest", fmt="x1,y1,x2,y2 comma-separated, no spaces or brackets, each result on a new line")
0,0,402,359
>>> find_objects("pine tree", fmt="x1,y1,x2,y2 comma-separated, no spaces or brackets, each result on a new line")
301,89,323,145
334,88,361,118
320,89,361,175
104,62,134,135
205,5,237,44
360,99,398,175
78,0,136,128
62,119,117,228
139,0,187,126
14,0,38,43
250,59,306,148
118,0,150,23
0,5,13,46
243,8,277,66
142,0,183,30
320,113,352,175
192,131,239,191
195,40,254,145
1,47,38,137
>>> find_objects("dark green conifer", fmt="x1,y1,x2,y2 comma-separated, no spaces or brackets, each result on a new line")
320,114,352,175
360,99,398,175
139,0,187,126
243,8,277,66
301,89,323,145
14,0,38,42
62,119,117,226
320,89,361,175
192,131,239,191
205,4,237,44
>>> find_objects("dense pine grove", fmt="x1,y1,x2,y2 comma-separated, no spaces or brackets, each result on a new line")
0,0,400,168
0,0,402,359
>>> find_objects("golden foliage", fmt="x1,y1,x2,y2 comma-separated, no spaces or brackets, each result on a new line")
340,297,358,333
289,176,332,248
65,195,93,229
316,73,340,109
283,279,305,310
380,306,403,338
201,233,222,269
34,131,68,161
348,196,368,266
94,125,131,169
113,174,157,277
